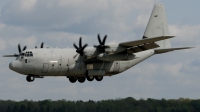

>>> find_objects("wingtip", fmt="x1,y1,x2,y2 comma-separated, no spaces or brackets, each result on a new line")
187,47,195,49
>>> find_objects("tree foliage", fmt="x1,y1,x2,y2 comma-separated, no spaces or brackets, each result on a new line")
0,97,199,112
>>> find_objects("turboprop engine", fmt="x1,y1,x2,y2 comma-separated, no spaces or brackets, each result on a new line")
83,34,126,59
97,53,136,61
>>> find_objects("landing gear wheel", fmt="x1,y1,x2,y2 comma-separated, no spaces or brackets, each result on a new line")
78,77,86,83
86,76,94,81
26,76,35,82
95,76,103,81
69,77,77,83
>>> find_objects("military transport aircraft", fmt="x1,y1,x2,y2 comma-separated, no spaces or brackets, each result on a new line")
3,4,192,83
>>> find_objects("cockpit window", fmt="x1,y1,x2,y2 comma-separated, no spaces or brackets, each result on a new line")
23,51,33,57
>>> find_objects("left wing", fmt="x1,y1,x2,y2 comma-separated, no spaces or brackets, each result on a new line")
154,47,194,54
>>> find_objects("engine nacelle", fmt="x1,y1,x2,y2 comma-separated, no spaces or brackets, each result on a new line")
84,47,99,59
97,53,136,61
68,62,87,76
105,43,126,54
83,43,126,59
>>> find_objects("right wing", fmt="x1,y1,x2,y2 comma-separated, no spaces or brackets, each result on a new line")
119,36,175,53
120,36,175,47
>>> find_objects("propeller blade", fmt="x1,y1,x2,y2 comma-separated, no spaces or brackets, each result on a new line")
73,43,79,49
95,34,108,52
3,54,18,57
41,42,44,48
14,53,19,57
81,44,88,51
18,44,21,53
4,43,25,58
73,53,79,59
74,37,88,56
98,34,102,45
23,46,27,51
102,35,107,45
79,37,82,48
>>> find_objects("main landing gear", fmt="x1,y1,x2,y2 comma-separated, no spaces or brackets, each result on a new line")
86,76,94,81
26,75,103,83
68,76,103,83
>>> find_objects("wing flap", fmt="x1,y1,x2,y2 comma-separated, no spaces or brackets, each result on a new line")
120,36,175,47
155,47,194,54
127,43,159,53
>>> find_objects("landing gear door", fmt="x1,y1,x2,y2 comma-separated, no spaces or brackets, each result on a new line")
113,61,120,73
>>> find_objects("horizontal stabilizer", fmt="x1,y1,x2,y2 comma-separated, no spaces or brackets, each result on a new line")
155,47,194,54
120,36,175,47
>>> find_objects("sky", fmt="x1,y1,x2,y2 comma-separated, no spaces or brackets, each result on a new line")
0,0,200,101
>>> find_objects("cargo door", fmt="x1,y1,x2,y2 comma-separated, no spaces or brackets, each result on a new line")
41,53,49,73
42,63,49,73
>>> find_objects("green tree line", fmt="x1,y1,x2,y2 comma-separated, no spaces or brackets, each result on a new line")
0,97,200,112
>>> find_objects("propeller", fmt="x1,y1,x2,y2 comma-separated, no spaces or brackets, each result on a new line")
35,42,44,48
94,34,108,52
73,37,88,58
3,44,27,57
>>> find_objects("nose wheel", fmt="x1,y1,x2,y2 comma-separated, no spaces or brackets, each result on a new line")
26,75,35,82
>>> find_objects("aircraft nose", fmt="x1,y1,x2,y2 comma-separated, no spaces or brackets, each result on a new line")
9,60,22,73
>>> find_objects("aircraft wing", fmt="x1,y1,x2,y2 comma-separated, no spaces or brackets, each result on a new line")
120,36,175,47
119,36,175,53
154,47,194,54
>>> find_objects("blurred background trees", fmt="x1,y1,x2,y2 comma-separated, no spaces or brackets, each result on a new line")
0,97,199,112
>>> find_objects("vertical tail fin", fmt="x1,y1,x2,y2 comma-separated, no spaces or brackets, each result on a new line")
143,3,171,48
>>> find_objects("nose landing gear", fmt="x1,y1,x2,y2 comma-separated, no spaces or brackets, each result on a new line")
26,75,35,82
